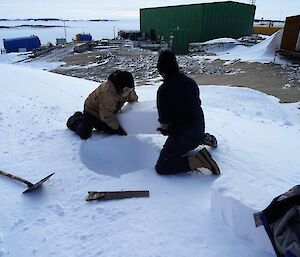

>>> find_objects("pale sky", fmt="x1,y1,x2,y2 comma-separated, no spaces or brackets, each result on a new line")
0,0,299,21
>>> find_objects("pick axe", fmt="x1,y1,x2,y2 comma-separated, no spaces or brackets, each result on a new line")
0,170,54,193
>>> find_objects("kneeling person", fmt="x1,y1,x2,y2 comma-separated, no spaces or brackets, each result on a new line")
155,50,220,175
67,70,138,139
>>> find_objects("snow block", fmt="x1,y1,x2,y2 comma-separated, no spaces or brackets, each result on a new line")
211,175,276,255
80,134,161,177
117,101,160,134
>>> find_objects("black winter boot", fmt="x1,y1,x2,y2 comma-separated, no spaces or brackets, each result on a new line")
66,111,83,132
203,133,218,148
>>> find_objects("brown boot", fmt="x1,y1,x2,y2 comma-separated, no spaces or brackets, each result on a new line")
188,148,220,175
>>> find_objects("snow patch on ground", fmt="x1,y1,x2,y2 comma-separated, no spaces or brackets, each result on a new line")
195,30,287,64
200,37,240,45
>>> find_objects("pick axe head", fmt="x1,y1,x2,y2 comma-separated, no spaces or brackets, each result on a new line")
23,172,55,193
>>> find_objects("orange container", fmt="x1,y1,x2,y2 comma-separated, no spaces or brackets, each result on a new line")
280,15,300,52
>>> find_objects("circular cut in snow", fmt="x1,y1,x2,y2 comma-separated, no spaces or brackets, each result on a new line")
80,135,159,177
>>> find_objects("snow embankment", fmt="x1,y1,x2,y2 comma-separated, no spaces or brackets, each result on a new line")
195,30,284,64
202,85,300,253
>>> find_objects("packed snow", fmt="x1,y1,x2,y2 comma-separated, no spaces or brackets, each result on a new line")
0,57,300,257
194,30,287,65
1,23,300,257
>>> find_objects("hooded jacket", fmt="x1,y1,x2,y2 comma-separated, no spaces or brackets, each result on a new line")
84,80,138,130
156,72,205,135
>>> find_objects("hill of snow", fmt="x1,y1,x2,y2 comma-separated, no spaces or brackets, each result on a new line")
0,63,299,257
194,30,286,64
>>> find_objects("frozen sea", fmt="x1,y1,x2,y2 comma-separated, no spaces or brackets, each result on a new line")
0,19,140,49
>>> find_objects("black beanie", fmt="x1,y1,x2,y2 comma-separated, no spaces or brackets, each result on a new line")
157,49,179,76
108,70,134,90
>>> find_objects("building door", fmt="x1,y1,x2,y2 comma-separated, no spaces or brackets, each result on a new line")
169,28,190,52
150,29,156,41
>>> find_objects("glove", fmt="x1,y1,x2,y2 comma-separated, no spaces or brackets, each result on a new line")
114,126,127,136
157,127,171,136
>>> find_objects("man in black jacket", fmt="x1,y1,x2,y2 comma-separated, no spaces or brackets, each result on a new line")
155,50,220,175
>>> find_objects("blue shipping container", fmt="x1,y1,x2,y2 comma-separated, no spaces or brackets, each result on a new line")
3,35,41,53
78,33,92,41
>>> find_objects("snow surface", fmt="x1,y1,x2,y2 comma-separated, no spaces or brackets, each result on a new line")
0,30,300,257
1,61,300,257
194,30,287,65
199,37,240,45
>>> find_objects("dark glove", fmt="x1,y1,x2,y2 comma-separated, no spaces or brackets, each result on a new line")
114,126,127,136
157,127,171,136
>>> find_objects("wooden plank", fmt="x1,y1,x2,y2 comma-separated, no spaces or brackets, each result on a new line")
86,190,150,201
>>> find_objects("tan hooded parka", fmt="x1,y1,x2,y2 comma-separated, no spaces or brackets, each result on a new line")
84,80,138,130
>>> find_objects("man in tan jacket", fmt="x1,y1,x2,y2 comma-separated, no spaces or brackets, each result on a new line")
67,70,138,139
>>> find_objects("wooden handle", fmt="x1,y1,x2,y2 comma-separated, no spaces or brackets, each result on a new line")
0,170,33,187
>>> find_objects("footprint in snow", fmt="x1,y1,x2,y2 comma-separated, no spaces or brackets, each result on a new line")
47,204,65,217
12,218,24,229
34,217,47,225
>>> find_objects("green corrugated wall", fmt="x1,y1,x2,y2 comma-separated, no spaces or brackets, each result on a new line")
140,1,256,52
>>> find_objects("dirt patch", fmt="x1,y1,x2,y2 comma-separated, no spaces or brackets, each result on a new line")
193,61,300,103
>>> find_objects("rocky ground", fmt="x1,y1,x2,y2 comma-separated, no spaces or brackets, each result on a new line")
33,44,300,103
193,60,300,103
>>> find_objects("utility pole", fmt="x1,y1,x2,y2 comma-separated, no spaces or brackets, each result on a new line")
64,20,67,42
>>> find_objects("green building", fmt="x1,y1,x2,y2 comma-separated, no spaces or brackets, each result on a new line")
140,1,256,52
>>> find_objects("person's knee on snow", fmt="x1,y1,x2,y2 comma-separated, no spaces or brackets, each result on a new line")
94,120,116,134
155,145,192,174
155,157,169,174
75,122,93,140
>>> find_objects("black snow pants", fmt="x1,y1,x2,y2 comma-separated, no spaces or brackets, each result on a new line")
76,111,115,139
155,125,204,174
